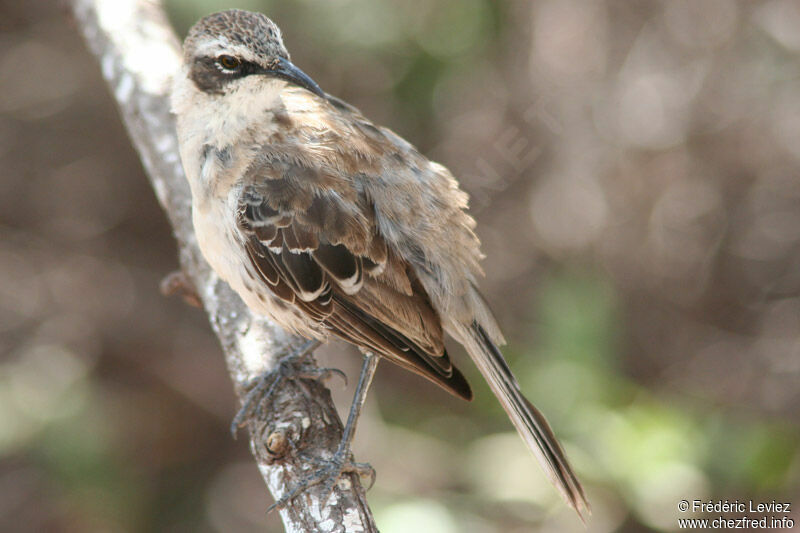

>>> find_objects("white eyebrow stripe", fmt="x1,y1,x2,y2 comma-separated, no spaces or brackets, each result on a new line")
194,36,230,56
195,39,261,65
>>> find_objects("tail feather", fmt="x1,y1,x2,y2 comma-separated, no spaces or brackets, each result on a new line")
467,323,589,520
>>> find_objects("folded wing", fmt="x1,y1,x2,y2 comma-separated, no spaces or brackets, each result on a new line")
236,159,472,400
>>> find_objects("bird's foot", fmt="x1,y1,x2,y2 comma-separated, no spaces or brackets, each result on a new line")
267,446,376,513
230,339,339,437
266,352,380,512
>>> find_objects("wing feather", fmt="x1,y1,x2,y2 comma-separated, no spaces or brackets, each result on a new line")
236,174,471,400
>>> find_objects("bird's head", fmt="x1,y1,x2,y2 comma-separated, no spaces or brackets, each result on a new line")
180,10,323,99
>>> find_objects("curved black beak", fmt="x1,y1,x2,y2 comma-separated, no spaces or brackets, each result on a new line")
267,57,325,98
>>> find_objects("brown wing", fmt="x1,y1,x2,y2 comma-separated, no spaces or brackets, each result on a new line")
236,158,472,401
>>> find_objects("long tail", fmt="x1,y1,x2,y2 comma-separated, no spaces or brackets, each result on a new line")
464,322,589,520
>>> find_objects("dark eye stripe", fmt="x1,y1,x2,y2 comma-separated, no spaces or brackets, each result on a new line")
216,58,260,76
191,56,264,94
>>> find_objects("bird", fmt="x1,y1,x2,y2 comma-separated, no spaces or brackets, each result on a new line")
171,9,588,519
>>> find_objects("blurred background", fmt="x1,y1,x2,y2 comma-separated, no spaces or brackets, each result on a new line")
1,0,799,531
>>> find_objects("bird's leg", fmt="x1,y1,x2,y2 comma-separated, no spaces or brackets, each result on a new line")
317,351,379,493
268,351,379,512
230,338,341,437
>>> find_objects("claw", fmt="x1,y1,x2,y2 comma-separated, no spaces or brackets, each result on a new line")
231,339,323,438
309,366,347,387
360,462,376,490
230,371,283,437
266,450,375,513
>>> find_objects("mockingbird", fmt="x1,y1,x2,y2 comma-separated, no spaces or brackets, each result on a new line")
172,9,588,519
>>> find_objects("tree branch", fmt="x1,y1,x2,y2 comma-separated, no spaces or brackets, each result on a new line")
69,1,377,531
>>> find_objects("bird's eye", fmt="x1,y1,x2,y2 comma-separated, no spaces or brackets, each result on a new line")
217,55,241,70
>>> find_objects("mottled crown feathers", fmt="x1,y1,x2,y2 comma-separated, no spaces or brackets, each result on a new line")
183,9,289,63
